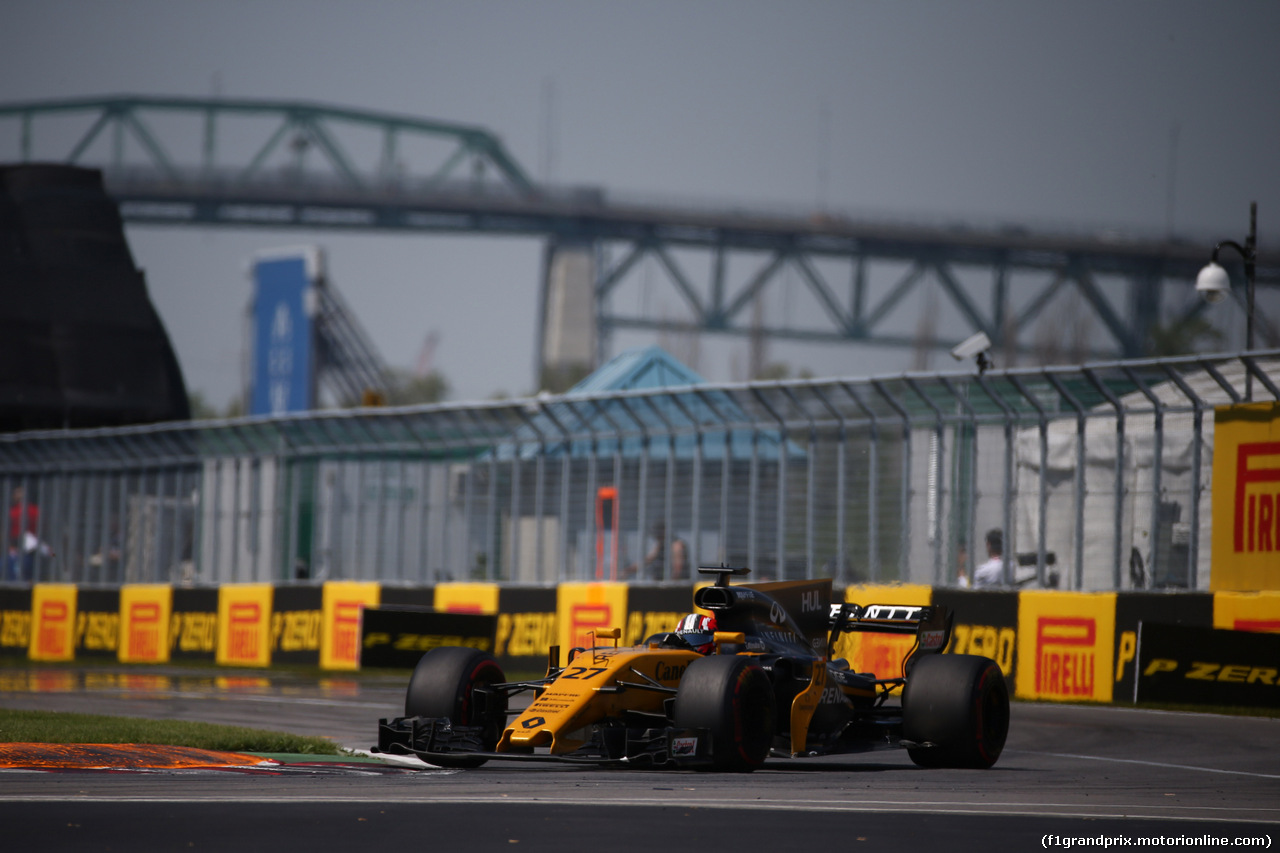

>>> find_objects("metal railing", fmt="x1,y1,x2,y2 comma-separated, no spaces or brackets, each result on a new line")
3,352,1275,591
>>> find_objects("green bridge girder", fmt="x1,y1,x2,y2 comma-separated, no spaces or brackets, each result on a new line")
2,95,1277,364
0,94,536,195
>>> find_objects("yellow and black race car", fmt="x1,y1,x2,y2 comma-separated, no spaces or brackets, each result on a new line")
375,566,1009,772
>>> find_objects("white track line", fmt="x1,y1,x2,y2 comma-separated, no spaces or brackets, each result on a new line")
1010,750,1280,780
0,794,1276,822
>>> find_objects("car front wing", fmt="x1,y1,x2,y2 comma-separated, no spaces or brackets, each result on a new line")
375,715,715,768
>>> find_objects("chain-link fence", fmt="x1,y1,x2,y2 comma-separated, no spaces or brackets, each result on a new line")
3,352,1275,592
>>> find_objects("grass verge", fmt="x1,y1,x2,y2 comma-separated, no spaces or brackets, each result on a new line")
0,708,344,755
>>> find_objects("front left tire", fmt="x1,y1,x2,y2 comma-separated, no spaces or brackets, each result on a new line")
404,646,507,768
672,655,775,772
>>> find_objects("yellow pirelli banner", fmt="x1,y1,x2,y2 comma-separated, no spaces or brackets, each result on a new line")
217,584,274,667
1016,591,1116,702
1212,401,1280,591
1212,590,1280,633
836,584,933,678
556,582,628,655
320,581,380,670
29,584,77,662
119,585,173,664
434,583,500,614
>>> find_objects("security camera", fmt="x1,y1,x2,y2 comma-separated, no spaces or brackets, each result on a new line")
951,331,993,374
1195,261,1230,305
951,331,992,361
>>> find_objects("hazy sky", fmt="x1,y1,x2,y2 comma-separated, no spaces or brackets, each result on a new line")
3,0,1278,408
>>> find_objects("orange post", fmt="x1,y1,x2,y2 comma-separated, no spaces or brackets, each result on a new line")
595,486,619,580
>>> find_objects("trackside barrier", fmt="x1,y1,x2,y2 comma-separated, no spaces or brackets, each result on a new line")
361,609,498,669
1135,623,1280,707
2,583,1278,706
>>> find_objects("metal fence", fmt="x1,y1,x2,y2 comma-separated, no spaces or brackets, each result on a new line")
3,352,1276,592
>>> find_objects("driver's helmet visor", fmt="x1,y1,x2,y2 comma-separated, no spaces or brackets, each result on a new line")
677,632,715,649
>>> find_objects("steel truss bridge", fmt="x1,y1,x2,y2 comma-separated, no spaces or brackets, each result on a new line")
3,95,1277,377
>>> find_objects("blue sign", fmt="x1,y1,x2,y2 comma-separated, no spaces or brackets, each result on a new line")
250,251,317,415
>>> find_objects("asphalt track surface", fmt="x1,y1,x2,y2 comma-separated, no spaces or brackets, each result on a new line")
1,665,1277,852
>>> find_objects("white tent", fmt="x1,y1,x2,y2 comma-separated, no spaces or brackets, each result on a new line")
1014,359,1275,591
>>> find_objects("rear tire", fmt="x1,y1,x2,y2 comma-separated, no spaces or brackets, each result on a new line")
673,655,775,772
902,653,1009,769
405,647,507,768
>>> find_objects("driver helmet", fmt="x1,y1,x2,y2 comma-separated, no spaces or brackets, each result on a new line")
674,613,718,654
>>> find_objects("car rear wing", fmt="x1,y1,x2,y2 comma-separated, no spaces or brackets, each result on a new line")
827,602,954,676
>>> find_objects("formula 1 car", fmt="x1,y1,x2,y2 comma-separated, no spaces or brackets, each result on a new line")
375,566,1009,771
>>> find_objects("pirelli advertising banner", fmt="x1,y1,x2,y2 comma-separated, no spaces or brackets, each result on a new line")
434,583,500,615
1112,592,1213,703
170,587,218,662
557,582,629,657
0,587,32,656
217,584,273,667
1211,401,1280,591
622,586,692,647
836,584,933,679
1213,590,1280,634
119,585,173,664
493,587,558,673
320,581,379,670
1016,591,1116,703
74,587,120,659
271,585,322,666
934,589,1019,689
361,608,497,669
29,584,76,662
1136,621,1280,708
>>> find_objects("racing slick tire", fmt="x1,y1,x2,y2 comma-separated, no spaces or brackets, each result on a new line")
672,655,775,772
901,653,1009,769
404,646,507,768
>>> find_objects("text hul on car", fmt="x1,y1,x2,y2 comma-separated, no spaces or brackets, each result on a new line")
375,566,1010,771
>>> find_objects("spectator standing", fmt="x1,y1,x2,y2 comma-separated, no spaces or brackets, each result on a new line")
622,520,688,581
7,486,39,582
971,528,1006,588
